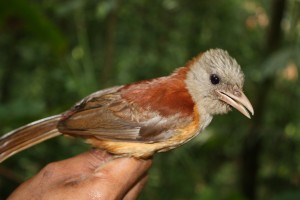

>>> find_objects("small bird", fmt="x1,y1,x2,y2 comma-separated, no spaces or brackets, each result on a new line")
0,49,254,162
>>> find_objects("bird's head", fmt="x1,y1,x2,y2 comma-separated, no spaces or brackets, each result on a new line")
185,49,254,118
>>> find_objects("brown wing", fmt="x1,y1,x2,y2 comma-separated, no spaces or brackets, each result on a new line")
57,87,193,143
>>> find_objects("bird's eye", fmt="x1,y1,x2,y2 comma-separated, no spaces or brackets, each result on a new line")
210,74,220,85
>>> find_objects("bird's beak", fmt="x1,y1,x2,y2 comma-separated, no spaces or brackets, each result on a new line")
216,89,254,119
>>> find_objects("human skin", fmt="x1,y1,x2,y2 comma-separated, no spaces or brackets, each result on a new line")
8,149,152,200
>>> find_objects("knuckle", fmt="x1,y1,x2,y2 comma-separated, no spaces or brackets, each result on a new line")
43,162,59,172
39,162,60,179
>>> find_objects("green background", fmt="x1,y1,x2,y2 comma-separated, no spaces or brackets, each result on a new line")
0,0,300,199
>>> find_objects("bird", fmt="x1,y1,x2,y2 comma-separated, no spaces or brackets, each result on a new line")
0,49,254,162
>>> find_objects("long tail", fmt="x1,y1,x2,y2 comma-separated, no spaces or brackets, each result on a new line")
0,115,62,163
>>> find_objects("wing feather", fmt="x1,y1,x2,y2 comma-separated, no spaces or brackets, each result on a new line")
58,87,193,142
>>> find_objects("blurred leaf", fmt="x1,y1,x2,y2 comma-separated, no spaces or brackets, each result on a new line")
0,0,67,54
272,190,300,200
262,47,300,79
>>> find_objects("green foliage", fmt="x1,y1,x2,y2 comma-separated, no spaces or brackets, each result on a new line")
0,0,67,54
0,0,300,199
262,47,300,79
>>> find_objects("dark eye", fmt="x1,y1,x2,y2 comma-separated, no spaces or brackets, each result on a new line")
210,74,220,85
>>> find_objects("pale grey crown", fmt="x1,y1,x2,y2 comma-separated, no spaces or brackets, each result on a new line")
201,49,244,88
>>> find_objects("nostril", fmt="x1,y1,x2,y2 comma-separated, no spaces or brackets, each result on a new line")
232,85,242,97
233,90,242,97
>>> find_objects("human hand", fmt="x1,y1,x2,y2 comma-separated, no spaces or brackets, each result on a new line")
8,149,152,200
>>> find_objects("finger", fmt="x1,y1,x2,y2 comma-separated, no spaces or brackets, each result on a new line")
52,149,113,174
8,149,113,200
52,157,152,200
9,151,152,200
89,157,152,199
123,175,149,200
34,149,111,181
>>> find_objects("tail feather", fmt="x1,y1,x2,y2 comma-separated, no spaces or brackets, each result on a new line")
0,115,62,163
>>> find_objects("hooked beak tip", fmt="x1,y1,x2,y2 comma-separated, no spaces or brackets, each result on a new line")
217,89,254,119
